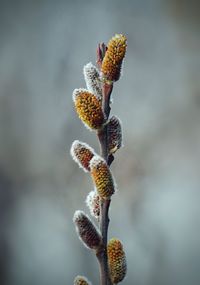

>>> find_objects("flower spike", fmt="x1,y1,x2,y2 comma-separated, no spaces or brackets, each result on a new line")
107,115,123,154
73,89,105,130
86,190,100,220
107,238,127,284
101,34,127,82
70,140,96,172
89,155,115,199
73,210,102,250
83,62,102,101
74,275,92,285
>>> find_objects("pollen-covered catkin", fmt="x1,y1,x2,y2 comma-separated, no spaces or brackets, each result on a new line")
107,238,127,284
74,275,92,285
107,115,122,154
83,62,102,101
85,190,100,220
73,210,102,250
70,140,96,172
73,89,105,130
101,34,127,82
89,156,115,199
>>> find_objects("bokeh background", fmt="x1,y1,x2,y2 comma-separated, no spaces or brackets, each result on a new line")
0,0,200,284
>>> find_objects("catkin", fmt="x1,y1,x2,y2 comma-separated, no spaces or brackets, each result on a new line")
90,156,115,199
73,210,102,250
73,89,105,130
107,238,127,283
101,34,127,82
70,140,95,172
74,275,92,285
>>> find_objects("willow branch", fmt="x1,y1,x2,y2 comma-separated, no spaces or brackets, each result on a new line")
96,79,113,285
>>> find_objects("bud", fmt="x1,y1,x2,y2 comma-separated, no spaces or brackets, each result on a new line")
107,116,122,154
85,190,100,220
107,238,127,284
101,34,127,82
73,89,105,130
70,140,96,172
83,62,102,101
89,156,115,199
73,210,102,250
74,275,92,285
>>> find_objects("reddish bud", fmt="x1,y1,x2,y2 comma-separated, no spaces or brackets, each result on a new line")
70,140,96,172
73,210,102,250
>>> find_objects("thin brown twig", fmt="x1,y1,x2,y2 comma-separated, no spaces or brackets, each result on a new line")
96,77,113,285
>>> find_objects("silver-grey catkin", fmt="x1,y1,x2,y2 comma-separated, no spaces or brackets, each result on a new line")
73,210,102,250
83,62,102,101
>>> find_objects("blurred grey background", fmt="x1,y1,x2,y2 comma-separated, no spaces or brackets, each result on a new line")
0,0,200,284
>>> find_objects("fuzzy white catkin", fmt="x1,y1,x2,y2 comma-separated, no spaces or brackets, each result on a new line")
83,62,102,101
85,190,100,219
107,115,123,154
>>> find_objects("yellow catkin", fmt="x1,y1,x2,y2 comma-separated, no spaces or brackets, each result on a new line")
89,156,115,199
74,275,92,285
107,238,127,284
73,89,105,130
70,140,95,172
101,34,127,82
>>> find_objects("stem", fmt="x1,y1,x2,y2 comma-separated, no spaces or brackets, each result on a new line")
96,82,113,285
96,199,111,285
97,82,113,160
